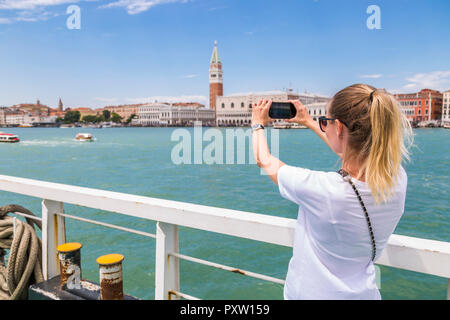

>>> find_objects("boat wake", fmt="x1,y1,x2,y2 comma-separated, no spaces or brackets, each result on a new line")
19,139,90,147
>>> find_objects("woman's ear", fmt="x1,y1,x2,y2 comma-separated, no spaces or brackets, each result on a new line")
337,120,345,138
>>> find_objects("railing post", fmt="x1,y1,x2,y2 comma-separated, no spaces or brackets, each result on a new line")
155,221,179,300
447,279,450,300
42,199,66,280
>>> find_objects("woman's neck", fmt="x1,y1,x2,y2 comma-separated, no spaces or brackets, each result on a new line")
342,159,365,182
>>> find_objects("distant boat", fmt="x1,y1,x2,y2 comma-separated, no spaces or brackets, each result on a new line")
18,124,33,128
82,124,102,129
0,132,20,143
75,133,93,142
273,122,307,129
444,124,450,129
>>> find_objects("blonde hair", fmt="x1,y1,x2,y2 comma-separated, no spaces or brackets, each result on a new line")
329,84,413,205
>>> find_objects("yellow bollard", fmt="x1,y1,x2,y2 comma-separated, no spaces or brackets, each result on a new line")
96,253,124,300
56,242,82,289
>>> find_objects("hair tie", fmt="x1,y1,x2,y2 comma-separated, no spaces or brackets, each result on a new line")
369,90,376,102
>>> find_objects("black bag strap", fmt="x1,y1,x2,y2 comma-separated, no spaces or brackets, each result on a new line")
338,169,377,261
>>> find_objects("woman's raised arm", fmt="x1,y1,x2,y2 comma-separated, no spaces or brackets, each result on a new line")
251,100,286,185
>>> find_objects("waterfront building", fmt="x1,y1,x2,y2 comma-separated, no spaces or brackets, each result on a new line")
40,116,58,125
394,89,443,123
5,110,25,126
48,108,66,118
12,103,51,117
209,41,223,122
442,90,450,123
216,90,330,127
23,113,41,125
135,103,170,126
67,107,97,118
135,102,215,126
103,104,141,122
0,107,6,126
166,103,215,126
3,110,57,126
306,102,330,119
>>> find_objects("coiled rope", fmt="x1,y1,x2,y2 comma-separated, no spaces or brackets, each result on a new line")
0,205,44,300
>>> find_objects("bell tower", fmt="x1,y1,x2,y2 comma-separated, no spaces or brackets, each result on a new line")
209,40,223,122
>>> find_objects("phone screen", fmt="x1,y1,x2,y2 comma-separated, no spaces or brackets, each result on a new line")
269,102,296,119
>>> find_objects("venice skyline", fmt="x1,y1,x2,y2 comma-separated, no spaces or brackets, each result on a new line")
0,0,449,109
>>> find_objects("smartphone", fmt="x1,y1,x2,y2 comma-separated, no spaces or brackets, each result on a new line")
269,102,297,119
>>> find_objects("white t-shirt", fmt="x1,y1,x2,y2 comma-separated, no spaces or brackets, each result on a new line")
277,164,407,300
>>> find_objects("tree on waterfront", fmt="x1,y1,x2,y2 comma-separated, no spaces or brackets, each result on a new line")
126,113,136,124
111,112,123,123
82,115,100,123
102,110,111,121
63,111,81,124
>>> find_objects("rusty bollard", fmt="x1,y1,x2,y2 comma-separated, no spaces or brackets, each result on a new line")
96,253,124,300
57,242,83,290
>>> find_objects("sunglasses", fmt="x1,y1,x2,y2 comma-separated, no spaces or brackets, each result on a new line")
318,116,348,133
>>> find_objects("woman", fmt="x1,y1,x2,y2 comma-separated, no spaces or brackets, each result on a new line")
251,84,412,300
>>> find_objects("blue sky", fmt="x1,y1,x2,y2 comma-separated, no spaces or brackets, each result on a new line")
0,0,449,109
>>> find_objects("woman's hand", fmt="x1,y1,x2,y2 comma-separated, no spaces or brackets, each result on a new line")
251,99,273,126
286,100,314,127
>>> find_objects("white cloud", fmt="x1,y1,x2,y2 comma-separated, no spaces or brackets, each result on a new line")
100,0,188,15
181,74,198,79
0,0,93,24
0,0,79,10
403,71,450,91
0,17,12,23
14,9,59,21
360,74,382,79
0,0,188,21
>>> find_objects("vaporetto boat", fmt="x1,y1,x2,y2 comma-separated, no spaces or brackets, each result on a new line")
75,133,93,142
0,132,20,143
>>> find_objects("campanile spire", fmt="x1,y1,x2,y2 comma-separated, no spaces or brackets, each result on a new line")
209,40,223,122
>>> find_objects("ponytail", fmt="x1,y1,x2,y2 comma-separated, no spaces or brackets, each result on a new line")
365,91,412,204
330,84,413,205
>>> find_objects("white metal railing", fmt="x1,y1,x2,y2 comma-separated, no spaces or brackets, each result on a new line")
0,174,449,300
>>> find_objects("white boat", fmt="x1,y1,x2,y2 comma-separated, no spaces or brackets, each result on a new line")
75,133,93,142
0,132,20,143
273,122,307,129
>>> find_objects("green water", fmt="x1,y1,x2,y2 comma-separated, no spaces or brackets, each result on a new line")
0,127,448,300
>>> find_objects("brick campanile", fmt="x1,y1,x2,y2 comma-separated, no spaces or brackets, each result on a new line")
58,98,63,112
209,40,223,122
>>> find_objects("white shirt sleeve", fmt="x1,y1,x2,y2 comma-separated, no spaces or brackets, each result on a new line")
277,164,333,215
278,165,309,204
278,164,340,238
